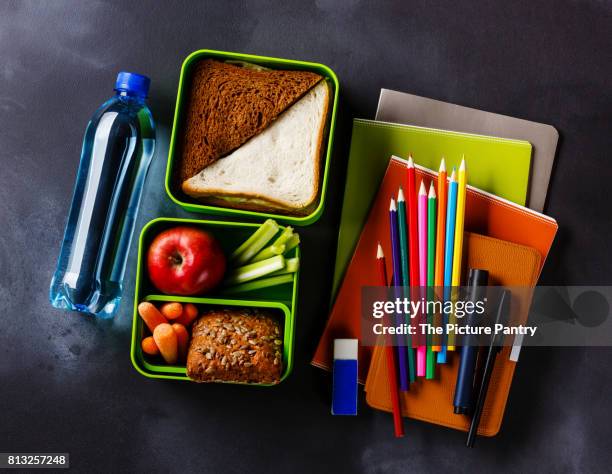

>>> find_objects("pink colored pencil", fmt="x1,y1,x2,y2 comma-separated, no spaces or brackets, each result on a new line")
416,180,428,376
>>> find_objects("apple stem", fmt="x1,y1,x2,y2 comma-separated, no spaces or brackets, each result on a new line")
170,252,183,266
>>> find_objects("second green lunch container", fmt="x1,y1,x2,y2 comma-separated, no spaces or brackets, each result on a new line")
130,218,300,385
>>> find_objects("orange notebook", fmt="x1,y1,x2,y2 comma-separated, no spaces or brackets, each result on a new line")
365,232,541,436
312,155,558,381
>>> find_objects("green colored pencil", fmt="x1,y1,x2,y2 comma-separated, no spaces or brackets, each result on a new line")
426,182,437,379
397,187,416,383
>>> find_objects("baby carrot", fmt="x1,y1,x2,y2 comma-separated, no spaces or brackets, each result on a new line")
137,302,167,332
172,323,189,362
160,302,183,320
141,336,159,356
175,303,198,326
153,323,178,364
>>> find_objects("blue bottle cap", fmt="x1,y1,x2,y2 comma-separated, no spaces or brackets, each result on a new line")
115,72,150,98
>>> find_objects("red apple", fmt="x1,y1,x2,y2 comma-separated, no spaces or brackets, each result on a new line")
147,226,226,295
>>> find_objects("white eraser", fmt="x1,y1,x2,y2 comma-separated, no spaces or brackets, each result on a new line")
334,339,358,360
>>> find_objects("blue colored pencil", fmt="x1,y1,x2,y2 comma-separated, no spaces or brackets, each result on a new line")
437,169,458,364
390,198,409,390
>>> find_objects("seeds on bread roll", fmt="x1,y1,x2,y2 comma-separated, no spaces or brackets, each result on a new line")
186,308,283,384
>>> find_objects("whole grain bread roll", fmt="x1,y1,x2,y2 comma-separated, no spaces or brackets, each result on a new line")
186,308,283,384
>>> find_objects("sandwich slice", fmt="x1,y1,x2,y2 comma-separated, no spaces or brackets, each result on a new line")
178,59,323,182
182,80,330,215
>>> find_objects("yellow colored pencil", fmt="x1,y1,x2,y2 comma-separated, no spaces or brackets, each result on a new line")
448,157,467,351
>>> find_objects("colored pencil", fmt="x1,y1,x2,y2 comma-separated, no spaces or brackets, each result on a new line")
397,188,410,288
418,182,428,293
406,155,420,377
390,198,409,391
448,157,467,351
397,188,416,383
416,181,427,376
437,169,458,364
426,182,437,379
406,156,420,288
377,243,404,438
433,158,447,352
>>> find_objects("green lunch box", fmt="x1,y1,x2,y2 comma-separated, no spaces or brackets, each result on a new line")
130,217,299,385
164,49,339,226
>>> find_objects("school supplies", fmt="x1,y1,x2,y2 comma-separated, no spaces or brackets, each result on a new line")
453,269,489,415
433,159,447,352
407,156,420,289
312,156,557,382
331,119,533,297
426,183,437,379
448,158,467,351
376,244,405,437
364,232,544,436
375,88,559,212
396,189,416,382
438,169,458,364
332,339,358,416
416,181,428,376
467,290,510,446
389,199,409,390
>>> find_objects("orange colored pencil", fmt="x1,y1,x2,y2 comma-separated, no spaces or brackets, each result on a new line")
432,158,447,351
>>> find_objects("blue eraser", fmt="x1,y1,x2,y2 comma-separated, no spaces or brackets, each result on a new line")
332,339,358,415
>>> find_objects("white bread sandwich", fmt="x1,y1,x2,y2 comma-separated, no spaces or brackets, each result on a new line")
182,79,330,215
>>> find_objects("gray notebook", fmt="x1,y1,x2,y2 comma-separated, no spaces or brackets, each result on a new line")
375,89,559,212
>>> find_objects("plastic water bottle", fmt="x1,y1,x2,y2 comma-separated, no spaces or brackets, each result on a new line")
50,72,156,318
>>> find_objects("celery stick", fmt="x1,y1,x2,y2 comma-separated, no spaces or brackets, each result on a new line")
231,219,279,265
249,227,298,263
251,243,286,263
272,226,294,247
283,233,300,254
249,226,294,262
221,274,294,295
268,257,300,276
224,255,285,285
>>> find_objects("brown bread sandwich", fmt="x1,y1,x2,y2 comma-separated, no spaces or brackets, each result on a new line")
178,59,322,182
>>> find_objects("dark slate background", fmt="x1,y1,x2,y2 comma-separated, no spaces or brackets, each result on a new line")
1,1,611,472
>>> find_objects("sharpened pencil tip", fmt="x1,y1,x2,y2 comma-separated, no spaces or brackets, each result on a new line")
397,187,405,202
460,157,466,171
450,169,457,181
407,154,414,168
439,158,446,172
429,181,436,198
390,198,397,211
377,243,384,259
419,180,427,195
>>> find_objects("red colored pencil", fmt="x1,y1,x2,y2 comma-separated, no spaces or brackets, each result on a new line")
377,243,405,438
407,155,420,288
406,155,420,374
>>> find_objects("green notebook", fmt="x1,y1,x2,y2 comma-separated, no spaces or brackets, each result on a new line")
331,119,532,297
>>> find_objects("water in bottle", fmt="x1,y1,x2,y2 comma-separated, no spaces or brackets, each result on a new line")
50,72,155,318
